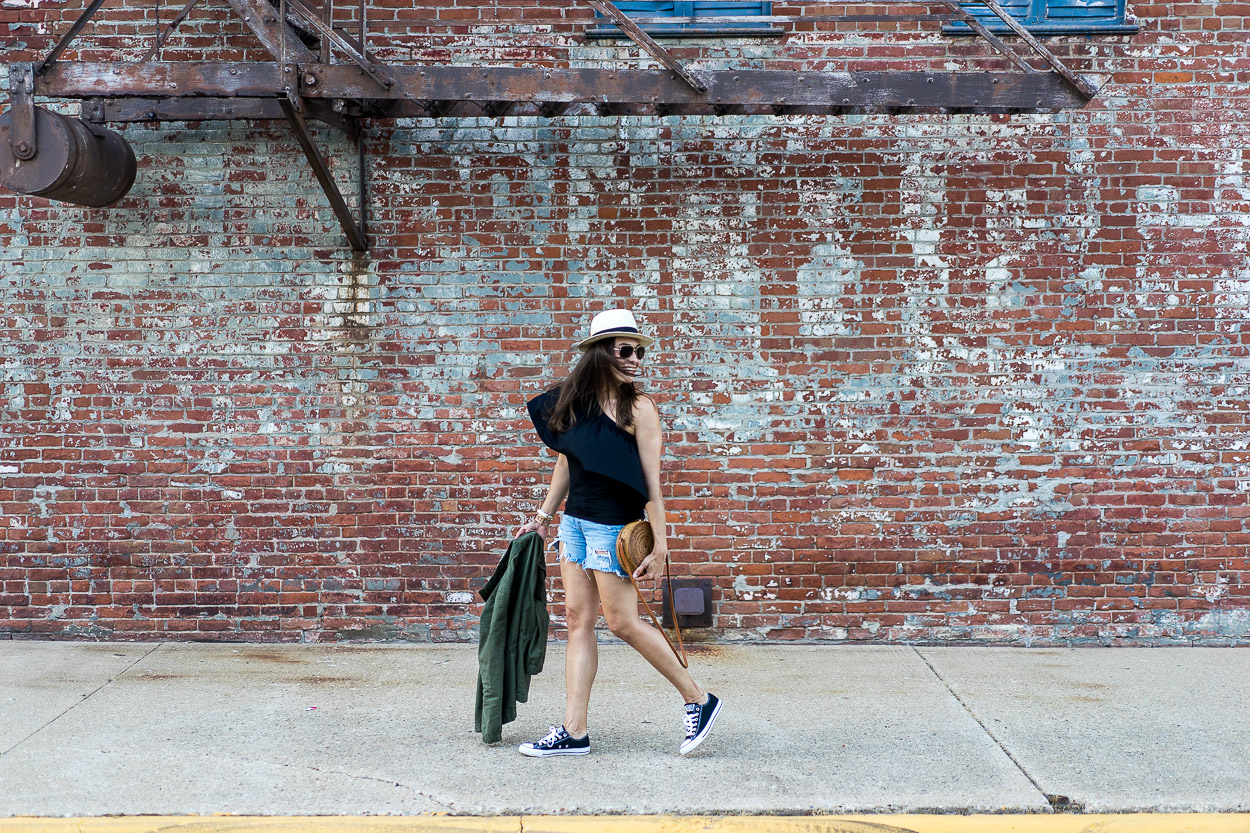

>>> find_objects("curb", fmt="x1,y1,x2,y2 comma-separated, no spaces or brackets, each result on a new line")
2,816,1249,833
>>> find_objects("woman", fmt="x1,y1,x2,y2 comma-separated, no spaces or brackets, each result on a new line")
514,308,722,757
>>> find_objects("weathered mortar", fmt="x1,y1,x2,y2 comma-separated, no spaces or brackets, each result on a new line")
0,0,1247,644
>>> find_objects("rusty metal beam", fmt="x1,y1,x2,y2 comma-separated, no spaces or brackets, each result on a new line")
356,122,367,246
285,0,392,89
371,12,956,28
972,0,1098,99
279,97,366,251
40,63,281,96
85,96,281,122
36,0,110,75
224,0,316,65
7,64,36,160
586,0,707,93
38,64,1089,112
84,95,363,131
933,0,1038,76
320,0,331,62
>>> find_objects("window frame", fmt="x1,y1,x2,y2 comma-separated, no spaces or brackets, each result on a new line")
586,1,783,40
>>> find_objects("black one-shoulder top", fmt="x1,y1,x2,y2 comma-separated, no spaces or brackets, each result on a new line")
527,388,648,525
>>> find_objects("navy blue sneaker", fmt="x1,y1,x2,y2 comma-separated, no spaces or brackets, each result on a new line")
519,725,590,757
680,692,723,755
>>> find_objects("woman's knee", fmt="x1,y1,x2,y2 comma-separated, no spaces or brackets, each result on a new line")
604,612,643,641
565,604,599,635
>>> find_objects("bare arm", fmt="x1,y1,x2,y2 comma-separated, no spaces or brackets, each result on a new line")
515,453,570,539
632,397,669,581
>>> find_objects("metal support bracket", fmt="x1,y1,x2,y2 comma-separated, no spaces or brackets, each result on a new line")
973,0,1098,99
286,0,393,90
224,0,316,65
7,63,37,160
935,0,1038,75
587,0,708,93
36,0,110,75
279,96,367,252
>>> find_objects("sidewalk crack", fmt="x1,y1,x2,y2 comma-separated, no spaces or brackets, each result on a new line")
0,642,165,758
280,760,464,812
913,647,1055,811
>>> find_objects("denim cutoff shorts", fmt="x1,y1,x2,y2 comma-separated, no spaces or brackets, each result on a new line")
556,515,630,578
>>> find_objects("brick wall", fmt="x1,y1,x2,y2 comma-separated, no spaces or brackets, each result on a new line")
1,0,1247,643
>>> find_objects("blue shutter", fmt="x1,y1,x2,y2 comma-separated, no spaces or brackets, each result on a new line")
949,0,1132,33
687,1,771,31
615,1,677,13
591,0,774,35
957,0,1034,29
1041,0,1122,25
690,1,770,15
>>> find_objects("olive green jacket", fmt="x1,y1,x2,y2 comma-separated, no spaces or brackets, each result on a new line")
474,531,549,743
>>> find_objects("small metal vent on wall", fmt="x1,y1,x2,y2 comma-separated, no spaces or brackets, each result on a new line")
662,578,714,629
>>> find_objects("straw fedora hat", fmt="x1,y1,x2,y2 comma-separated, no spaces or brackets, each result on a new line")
576,309,656,351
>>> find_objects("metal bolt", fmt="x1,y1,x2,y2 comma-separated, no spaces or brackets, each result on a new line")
14,140,32,157
304,73,318,86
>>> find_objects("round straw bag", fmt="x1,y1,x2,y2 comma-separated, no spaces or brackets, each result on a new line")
615,520,654,575
615,519,687,668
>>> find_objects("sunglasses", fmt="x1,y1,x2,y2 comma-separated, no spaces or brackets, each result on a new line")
612,345,645,360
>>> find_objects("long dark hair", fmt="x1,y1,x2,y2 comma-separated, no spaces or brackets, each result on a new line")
548,341,640,433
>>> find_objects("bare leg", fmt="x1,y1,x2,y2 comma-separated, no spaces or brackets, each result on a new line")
561,555,601,737
595,571,704,704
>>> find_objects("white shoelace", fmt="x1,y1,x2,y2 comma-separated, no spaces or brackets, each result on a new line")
683,705,700,738
537,725,566,746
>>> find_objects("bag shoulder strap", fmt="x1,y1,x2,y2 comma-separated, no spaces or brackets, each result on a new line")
625,558,688,669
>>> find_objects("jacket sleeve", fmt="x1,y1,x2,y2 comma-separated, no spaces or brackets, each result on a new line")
523,533,550,676
475,537,518,743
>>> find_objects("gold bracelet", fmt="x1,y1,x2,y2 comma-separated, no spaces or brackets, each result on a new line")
535,507,554,523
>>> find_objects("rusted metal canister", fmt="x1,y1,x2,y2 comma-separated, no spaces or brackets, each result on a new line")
0,106,137,207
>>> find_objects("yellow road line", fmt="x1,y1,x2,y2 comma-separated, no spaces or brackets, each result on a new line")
1,816,1248,833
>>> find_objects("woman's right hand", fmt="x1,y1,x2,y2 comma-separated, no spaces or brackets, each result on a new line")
515,520,549,539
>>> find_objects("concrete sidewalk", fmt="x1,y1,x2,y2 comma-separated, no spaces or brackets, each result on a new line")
1,642,1247,818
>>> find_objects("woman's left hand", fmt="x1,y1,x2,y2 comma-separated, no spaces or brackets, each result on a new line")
632,546,668,582
515,520,549,539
